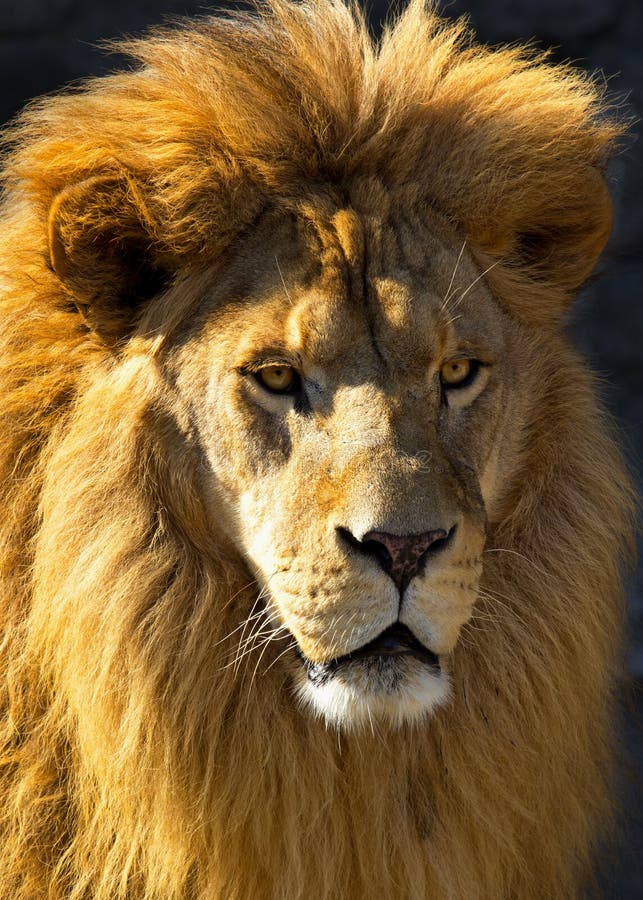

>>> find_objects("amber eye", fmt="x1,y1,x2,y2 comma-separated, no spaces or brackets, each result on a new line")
440,358,478,389
255,364,299,395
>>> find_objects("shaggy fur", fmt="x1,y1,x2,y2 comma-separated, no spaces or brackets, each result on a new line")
0,1,635,897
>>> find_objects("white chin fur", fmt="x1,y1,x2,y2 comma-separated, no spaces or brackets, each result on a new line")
294,659,451,731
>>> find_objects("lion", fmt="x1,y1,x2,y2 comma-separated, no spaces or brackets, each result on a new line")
0,0,635,897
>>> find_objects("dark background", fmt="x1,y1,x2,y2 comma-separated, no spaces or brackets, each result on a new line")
0,0,640,893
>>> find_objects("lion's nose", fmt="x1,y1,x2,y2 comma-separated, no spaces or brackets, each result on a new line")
337,526,455,592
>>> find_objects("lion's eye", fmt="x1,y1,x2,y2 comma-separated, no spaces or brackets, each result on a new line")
440,358,479,389
255,364,300,395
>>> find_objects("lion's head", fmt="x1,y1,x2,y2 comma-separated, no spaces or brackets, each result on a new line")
166,201,515,729
0,1,635,897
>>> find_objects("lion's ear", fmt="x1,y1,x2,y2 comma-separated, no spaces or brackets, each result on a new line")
517,167,613,293
48,174,170,342
471,166,614,323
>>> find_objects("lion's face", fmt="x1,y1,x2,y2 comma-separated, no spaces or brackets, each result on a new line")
172,207,516,729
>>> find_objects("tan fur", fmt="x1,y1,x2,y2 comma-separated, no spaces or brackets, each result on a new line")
0,1,635,897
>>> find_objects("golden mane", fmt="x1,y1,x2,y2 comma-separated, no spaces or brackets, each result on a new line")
0,1,635,897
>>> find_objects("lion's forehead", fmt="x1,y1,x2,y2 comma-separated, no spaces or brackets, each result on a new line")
280,277,445,382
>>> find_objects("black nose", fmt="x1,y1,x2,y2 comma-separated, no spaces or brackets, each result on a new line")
338,526,455,592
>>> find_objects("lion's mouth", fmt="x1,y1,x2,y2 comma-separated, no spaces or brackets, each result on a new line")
299,622,440,686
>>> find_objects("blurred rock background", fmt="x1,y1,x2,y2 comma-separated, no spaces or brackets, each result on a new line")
0,0,640,893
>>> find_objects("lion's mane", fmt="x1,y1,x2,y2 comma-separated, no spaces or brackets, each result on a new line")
0,1,635,897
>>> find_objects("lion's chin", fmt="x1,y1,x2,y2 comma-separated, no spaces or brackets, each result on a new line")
292,624,451,731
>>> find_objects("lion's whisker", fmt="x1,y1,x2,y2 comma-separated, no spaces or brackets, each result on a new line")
469,608,503,625
221,623,288,673
218,578,259,615
440,238,467,311
243,626,291,713
214,607,269,650
448,259,500,313
232,610,271,672
233,578,279,672
483,547,550,580
476,588,531,631
233,618,278,657
232,611,277,671
261,638,298,676
442,313,462,329
366,706,376,739
275,255,294,306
